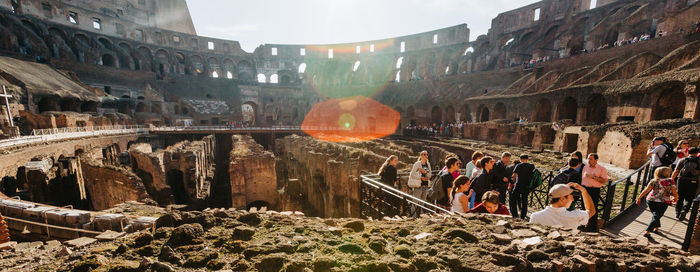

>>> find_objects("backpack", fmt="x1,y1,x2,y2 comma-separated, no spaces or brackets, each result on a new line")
528,169,543,190
426,171,447,203
552,169,575,186
658,143,676,166
680,157,700,178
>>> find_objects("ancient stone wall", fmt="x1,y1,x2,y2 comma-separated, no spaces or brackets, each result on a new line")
228,135,277,209
79,149,148,211
129,136,215,206
276,135,395,218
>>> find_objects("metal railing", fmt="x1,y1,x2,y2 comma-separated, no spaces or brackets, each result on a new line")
31,125,144,135
358,168,554,219
600,161,652,226
359,170,452,219
0,125,146,150
682,194,700,252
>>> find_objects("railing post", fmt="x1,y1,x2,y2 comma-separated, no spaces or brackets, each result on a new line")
682,195,700,251
602,183,615,222
620,177,631,211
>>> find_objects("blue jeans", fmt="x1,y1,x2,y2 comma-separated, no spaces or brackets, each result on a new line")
647,201,669,232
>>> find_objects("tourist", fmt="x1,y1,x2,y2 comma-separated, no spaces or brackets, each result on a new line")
472,157,494,204
636,167,678,238
530,183,596,229
472,158,484,179
436,157,461,209
570,151,585,174
468,191,510,215
672,147,699,221
492,152,512,203
465,152,484,179
581,153,608,232
378,155,399,188
408,151,432,217
510,154,535,219
647,137,675,180
450,176,471,213
673,140,690,169
556,158,582,210
441,155,461,179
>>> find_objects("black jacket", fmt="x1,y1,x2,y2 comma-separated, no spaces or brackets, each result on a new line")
472,170,492,203
492,160,510,190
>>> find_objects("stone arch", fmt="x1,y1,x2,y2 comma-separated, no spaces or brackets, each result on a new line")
72,33,91,62
101,53,117,67
80,101,98,113
136,102,148,113
237,60,255,81
444,106,455,123
406,105,415,121
137,46,154,72
189,55,205,75
155,49,171,75
478,104,490,122
222,58,235,78
116,42,135,70
431,106,442,125
242,101,257,125
37,96,59,112
166,169,187,204
493,102,507,120
60,98,80,112
585,94,607,124
97,37,113,50
47,27,73,59
557,97,577,122
207,57,221,78
652,85,686,120
174,52,186,74
533,99,552,122
460,104,472,122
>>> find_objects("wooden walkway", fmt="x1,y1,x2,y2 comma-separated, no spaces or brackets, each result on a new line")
602,201,689,248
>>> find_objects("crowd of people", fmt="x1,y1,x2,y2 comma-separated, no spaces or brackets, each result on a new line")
404,122,466,137
376,136,699,237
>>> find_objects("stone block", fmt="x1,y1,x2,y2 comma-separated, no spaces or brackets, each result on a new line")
130,216,157,232
95,230,125,240
93,213,127,232
23,206,56,234
64,237,96,248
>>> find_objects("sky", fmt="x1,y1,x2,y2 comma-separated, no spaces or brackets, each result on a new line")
185,0,540,53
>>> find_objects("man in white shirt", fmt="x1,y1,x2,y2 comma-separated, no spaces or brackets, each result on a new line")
530,183,596,229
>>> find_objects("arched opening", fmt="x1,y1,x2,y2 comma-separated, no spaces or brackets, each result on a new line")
80,101,98,113
585,94,607,124
353,61,361,72
298,63,307,74
270,74,279,84
212,71,219,78
60,98,80,112
257,73,266,83
396,57,403,69
533,99,552,122
478,105,490,122
238,60,254,81
136,102,148,113
101,54,116,67
280,75,291,84
652,87,686,120
38,96,60,112
242,102,257,125
493,102,507,120
460,104,472,122
166,169,187,204
395,71,401,82
557,97,577,122
431,106,442,125
226,71,233,79
175,52,186,74
98,37,112,50
445,106,455,123
464,47,474,55
247,200,270,210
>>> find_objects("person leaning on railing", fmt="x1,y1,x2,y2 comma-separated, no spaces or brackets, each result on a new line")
408,151,432,217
